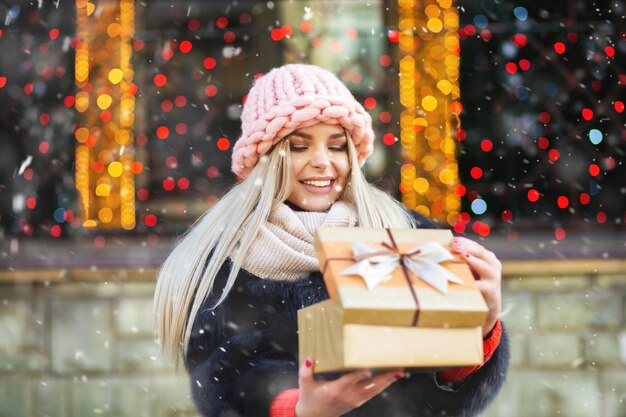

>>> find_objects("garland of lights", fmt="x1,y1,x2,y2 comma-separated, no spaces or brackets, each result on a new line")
74,0,136,230
398,0,461,226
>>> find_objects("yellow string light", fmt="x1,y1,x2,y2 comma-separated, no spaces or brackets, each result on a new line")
398,0,461,225
74,0,136,230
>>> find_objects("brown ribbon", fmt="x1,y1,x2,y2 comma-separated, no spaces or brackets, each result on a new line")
384,228,422,326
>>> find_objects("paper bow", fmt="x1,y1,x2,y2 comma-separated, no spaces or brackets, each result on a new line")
340,240,464,294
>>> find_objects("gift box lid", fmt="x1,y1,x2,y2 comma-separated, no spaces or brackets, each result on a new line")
313,226,489,328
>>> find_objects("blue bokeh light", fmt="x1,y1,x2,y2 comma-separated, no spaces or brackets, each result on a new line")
513,6,528,21
588,129,603,145
53,208,66,223
473,15,489,29
471,198,488,215
514,86,530,101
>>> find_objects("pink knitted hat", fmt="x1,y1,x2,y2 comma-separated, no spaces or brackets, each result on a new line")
231,64,375,178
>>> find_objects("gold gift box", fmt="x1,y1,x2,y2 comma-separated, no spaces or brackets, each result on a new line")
298,299,484,373
313,227,488,328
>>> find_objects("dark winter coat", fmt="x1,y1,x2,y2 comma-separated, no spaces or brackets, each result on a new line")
184,214,510,417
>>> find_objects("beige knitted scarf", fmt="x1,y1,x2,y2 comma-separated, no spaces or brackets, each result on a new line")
233,201,358,280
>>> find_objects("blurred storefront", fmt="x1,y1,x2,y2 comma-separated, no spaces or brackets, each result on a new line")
0,1,624,416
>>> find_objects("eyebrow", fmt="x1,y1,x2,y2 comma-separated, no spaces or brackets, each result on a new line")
290,130,347,140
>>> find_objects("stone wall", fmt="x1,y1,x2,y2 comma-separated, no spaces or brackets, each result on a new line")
1,265,625,417
485,271,626,417
0,281,198,417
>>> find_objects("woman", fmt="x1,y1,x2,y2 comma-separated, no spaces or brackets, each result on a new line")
154,64,509,417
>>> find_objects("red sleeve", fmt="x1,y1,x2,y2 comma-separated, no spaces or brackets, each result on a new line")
436,319,502,384
269,388,299,417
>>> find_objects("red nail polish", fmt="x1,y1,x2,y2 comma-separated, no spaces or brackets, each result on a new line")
395,373,404,380
305,359,312,368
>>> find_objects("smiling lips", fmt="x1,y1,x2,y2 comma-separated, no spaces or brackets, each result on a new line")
302,179,332,187
300,178,335,194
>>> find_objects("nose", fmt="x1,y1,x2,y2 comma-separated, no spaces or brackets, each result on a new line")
310,146,330,169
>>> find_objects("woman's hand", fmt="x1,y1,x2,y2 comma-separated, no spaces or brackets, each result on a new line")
451,237,502,337
295,358,403,417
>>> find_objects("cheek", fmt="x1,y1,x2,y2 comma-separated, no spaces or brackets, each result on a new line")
335,157,350,182
291,157,304,174
291,159,302,181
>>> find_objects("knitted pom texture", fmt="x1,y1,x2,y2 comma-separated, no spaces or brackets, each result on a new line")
231,64,375,178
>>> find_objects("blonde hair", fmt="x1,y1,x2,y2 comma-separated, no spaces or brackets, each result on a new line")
154,131,417,367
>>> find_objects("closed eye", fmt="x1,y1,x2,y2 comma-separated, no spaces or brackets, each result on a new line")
289,144,347,152
289,145,307,152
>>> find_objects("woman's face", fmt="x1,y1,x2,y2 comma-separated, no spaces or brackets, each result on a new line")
286,122,350,212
